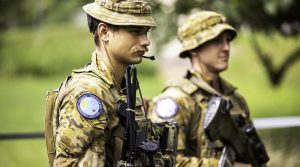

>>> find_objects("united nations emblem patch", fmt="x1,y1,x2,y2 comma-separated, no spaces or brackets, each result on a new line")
155,98,178,119
76,93,103,119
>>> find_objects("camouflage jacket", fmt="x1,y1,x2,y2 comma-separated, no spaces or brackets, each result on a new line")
148,69,253,167
51,52,134,166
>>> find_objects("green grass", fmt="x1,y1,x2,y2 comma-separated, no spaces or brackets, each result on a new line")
0,140,48,167
0,76,59,167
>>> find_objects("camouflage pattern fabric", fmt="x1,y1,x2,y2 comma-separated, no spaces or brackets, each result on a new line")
148,69,253,167
178,11,236,58
52,52,120,166
50,52,129,166
82,0,157,27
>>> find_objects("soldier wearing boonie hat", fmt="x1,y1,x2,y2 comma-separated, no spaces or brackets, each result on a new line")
149,11,267,166
44,0,161,166
82,0,157,27
178,11,236,58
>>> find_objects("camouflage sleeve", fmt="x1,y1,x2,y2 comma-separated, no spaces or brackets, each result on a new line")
149,88,219,167
54,87,109,166
148,88,193,150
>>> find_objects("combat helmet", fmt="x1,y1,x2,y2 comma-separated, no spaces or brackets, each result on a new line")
178,11,236,58
83,0,157,27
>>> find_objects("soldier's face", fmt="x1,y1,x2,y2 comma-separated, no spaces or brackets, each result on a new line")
194,32,232,74
107,26,150,65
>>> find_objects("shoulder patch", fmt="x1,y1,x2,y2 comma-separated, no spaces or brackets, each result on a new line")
155,98,178,119
76,93,103,119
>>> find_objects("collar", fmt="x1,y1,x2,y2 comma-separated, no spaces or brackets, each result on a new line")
186,69,236,96
72,51,117,87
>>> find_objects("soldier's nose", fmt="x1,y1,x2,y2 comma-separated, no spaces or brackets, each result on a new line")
140,34,150,47
222,40,230,50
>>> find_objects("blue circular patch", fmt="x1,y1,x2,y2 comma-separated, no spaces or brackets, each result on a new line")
155,98,178,119
76,93,103,119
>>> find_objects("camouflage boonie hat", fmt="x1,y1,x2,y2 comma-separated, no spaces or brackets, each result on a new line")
83,0,157,27
178,11,237,58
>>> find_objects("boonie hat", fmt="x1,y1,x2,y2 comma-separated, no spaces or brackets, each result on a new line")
83,0,157,27
178,11,236,58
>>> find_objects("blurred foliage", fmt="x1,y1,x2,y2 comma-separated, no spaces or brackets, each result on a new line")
149,0,300,47
148,0,300,87
0,24,92,77
0,0,86,29
1,0,300,42
0,0,299,83
0,23,158,77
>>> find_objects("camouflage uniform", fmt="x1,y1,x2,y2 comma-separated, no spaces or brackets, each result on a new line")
45,0,156,166
53,53,124,166
148,11,252,167
149,70,252,167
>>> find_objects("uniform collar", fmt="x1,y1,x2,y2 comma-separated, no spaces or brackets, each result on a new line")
187,69,236,96
72,51,118,87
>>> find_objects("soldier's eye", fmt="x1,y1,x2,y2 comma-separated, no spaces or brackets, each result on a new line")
129,29,141,34
210,37,223,44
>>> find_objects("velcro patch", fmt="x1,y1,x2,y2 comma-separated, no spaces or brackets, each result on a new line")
155,98,178,119
76,93,103,119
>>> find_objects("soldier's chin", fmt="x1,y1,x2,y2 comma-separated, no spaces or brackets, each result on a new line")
130,56,143,64
218,66,228,72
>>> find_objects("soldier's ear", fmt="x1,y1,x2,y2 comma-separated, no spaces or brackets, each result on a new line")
97,23,109,42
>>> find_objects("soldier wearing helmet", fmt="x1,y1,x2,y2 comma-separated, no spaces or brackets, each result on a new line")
45,0,158,166
149,11,261,166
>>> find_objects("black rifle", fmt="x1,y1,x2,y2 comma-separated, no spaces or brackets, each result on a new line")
118,65,159,166
203,97,269,167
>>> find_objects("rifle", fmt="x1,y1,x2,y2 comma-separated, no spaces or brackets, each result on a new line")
118,65,159,166
203,97,269,167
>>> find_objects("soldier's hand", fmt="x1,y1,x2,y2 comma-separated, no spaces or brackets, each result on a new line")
234,162,252,167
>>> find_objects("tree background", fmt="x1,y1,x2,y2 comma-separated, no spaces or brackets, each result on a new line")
1,0,300,85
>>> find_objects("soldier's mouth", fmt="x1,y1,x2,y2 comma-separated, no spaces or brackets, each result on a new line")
135,51,146,57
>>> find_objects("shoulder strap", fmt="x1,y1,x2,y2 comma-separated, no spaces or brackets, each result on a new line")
165,78,199,95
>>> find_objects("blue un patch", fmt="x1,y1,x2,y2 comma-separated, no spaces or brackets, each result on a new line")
155,98,178,119
76,93,103,119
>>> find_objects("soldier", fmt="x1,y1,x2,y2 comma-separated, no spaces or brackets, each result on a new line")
45,0,158,166
149,11,262,167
